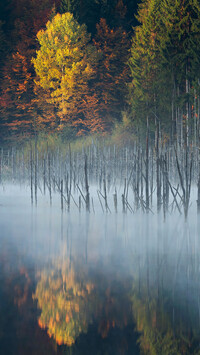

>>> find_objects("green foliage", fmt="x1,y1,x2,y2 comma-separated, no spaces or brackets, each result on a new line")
59,0,75,14
58,0,137,34
130,282,200,355
60,0,100,34
111,111,137,145
129,0,200,136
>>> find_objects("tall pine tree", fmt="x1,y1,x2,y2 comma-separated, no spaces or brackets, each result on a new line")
129,0,200,142
93,18,131,129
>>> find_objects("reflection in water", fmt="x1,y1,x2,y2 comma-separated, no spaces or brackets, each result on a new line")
130,221,200,355
33,257,133,348
33,260,96,346
131,283,200,355
0,249,59,355
1,186,200,354
33,222,200,355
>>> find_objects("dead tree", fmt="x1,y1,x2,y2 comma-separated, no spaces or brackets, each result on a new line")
174,146,193,220
156,122,162,213
84,154,90,212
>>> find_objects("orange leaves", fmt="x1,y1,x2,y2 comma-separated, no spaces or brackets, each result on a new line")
1,3,133,138
55,335,63,346
65,313,70,323
38,318,46,329
0,0,57,138
33,262,97,347
69,93,106,135
56,312,60,322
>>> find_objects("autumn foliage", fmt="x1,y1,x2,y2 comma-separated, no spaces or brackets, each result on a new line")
0,1,131,140
33,258,132,347
0,0,56,139
33,260,97,346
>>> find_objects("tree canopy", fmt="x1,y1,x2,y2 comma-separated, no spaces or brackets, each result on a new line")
129,0,200,140
33,12,101,131
2,0,200,143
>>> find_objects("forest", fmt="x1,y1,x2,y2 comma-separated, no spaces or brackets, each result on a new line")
2,1,200,354
0,0,138,144
1,0,200,146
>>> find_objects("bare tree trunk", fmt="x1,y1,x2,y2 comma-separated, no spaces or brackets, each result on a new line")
84,154,90,212
145,119,149,212
30,144,33,205
156,122,161,213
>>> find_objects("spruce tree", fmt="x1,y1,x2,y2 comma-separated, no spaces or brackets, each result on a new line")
93,18,131,129
129,0,200,142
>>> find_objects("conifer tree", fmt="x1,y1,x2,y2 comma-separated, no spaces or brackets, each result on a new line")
59,0,100,34
129,0,200,141
160,0,200,143
93,18,131,129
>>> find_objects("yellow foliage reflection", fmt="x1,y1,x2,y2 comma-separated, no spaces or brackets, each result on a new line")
33,258,132,347
33,260,97,346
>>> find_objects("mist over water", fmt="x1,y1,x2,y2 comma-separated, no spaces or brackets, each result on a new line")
1,183,200,354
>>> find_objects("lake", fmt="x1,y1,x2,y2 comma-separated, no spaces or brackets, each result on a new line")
0,184,200,354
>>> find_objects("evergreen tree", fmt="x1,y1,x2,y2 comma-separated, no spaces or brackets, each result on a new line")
160,0,200,142
58,0,139,34
129,0,169,133
0,21,8,71
93,18,131,129
129,0,200,141
59,0,100,34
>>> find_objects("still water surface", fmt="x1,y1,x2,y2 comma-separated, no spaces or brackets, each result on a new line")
1,185,200,354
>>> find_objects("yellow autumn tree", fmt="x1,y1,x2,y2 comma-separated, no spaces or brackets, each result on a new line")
33,260,97,346
32,12,101,131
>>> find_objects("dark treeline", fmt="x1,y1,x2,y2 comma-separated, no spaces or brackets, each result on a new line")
1,0,200,146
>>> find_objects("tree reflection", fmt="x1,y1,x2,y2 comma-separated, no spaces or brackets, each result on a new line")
33,260,97,346
131,281,200,354
33,250,200,354
33,258,133,348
